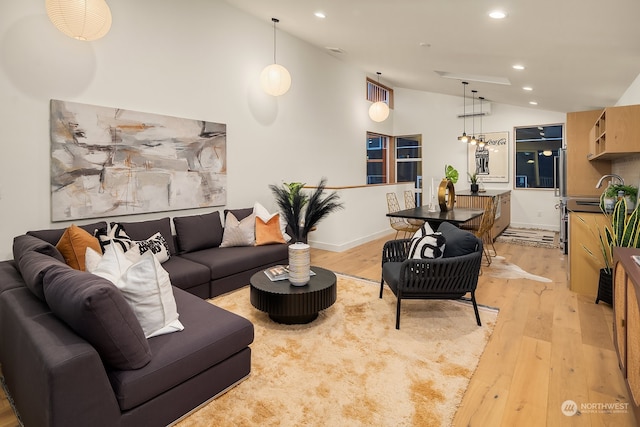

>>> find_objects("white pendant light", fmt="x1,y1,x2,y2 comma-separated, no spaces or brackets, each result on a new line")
46,0,112,41
458,81,469,142
260,18,291,96
369,72,390,122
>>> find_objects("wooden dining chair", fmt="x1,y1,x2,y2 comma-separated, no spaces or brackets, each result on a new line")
386,192,420,238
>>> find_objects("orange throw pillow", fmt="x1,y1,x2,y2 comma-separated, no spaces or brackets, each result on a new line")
255,214,286,246
56,225,102,271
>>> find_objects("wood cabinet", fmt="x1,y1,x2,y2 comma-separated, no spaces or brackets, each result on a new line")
612,247,640,421
566,110,610,196
568,211,610,296
589,105,640,160
456,190,510,239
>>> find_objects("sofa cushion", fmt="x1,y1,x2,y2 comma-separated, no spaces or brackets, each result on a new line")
17,249,69,301
13,234,65,264
88,245,184,338
437,221,479,258
181,244,288,280
160,256,211,294
173,211,223,253
254,202,291,242
27,221,106,246
105,287,254,411
220,212,255,247
55,225,103,271
42,264,152,370
118,217,176,255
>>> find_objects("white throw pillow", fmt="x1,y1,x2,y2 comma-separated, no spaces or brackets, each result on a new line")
129,232,171,263
408,232,446,259
411,223,435,238
253,202,292,242
87,244,184,338
220,212,256,247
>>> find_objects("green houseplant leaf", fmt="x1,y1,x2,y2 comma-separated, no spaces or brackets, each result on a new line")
445,165,459,184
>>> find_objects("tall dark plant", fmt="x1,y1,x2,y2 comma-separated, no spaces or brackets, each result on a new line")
269,178,344,242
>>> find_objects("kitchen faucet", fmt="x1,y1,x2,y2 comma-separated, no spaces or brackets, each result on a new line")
595,174,624,188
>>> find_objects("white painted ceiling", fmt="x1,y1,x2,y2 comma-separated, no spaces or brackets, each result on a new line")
224,0,640,113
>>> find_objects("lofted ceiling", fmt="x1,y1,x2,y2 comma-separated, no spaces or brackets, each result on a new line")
224,0,640,113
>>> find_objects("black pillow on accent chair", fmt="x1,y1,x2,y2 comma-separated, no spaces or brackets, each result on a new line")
437,221,479,258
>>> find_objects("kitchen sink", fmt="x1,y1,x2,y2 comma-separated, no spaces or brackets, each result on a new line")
567,197,602,213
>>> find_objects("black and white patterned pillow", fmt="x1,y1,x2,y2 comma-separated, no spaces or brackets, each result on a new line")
94,223,132,253
129,232,171,263
408,232,446,259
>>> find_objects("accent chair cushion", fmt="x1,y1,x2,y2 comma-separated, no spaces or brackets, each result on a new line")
42,264,152,370
437,221,479,258
408,232,445,259
173,211,223,253
55,225,102,271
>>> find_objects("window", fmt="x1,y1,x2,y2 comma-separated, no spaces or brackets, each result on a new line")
396,135,422,183
366,133,389,184
366,78,394,109
366,133,422,185
514,124,563,189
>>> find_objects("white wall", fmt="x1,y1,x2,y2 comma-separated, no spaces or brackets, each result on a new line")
616,72,640,106
393,88,566,231
1,0,626,260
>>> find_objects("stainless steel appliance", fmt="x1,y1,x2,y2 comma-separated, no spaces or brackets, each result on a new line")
554,148,568,254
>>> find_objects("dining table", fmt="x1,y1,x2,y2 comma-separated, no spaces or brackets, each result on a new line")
386,206,484,230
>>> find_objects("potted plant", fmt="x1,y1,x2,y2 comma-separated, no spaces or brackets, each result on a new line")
581,196,640,304
601,184,638,213
269,178,344,242
468,172,479,193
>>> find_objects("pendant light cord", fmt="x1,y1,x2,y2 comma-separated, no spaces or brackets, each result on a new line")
272,18,279,64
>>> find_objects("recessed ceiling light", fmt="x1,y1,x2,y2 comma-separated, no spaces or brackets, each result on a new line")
512,64,525,70
314,11,326,18
489,10,507,19
523,86,533,91
529,101,538,105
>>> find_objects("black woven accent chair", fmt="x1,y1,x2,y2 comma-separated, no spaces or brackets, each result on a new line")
379,227,484,329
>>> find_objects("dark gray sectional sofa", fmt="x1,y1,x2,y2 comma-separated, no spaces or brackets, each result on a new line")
0,208,289,426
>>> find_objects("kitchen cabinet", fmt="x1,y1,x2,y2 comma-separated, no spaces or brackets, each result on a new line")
568,211,610,296
456,190,510,240
588,104,640,160
566,110,610,196
612,247,640,422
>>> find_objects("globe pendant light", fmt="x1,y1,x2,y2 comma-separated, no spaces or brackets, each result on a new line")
469,90,477,145
457,81,469,142
477,96,486,147
369,72,390,122
260,18,292,96
46,0,112,41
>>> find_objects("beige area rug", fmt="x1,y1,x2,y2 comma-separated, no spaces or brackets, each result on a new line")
176,275,498,427
486,256,552,283
496,227,558,249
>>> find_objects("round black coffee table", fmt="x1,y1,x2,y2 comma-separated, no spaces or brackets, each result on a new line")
250,266,337,324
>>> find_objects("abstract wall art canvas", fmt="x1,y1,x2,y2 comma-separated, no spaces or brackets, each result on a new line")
50,100,226,221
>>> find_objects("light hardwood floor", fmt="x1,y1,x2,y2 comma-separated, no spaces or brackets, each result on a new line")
0,235,636,426
313,233,637,426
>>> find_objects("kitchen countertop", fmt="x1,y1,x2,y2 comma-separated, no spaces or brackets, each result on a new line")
456,189,510,197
